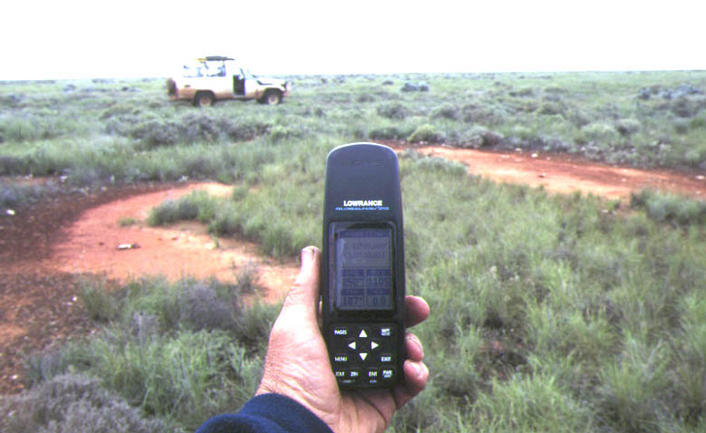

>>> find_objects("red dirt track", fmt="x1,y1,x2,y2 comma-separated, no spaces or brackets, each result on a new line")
410,145,705,201
1,146,704,394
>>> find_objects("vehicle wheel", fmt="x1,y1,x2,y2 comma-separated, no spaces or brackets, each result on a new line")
260,89,282,105
194,91,215,107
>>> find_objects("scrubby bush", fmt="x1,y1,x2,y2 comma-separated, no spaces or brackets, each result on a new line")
690,115,706,129
578,122,619,144
400,81,429,92
0,113,85,143
20,274,274,430
670,96,704,118
630,189,706,226
0,155,27,175
615,118,641,136
0,374,167,433
0,180,61,208
126,113,271,149
80,278,120,322
461,103,506,125
454,125,504,148
377,102,409,120
432,103,460,120
179,281,239,331
407,124,445,144
130,119,181,147
147,190,219,226
368,125,413,141
538,100,565,116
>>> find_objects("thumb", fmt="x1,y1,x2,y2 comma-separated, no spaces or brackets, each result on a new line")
280,246,321,321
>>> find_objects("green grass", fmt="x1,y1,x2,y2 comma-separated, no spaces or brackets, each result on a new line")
1,72,705,188
16,276,277,432
128,150,706,431
631,189,706,226
2,72,706,432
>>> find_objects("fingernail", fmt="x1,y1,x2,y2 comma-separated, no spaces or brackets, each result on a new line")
408,361,424,380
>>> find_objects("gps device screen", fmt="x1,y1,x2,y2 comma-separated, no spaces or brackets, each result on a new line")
334,226,393,311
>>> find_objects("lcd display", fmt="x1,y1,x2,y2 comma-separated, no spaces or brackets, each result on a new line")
334,227,393,310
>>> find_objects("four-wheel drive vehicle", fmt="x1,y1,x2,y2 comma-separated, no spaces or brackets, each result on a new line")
166,56,291,106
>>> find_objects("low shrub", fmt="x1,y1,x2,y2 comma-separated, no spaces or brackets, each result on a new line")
578,122,619,145
630,189,706,226
368,125,410,141
454,125,504,148
616,118,641,136
461,103,506,125
80,278,121,322
0,374,167,433
147,190,220,226
0,180,61,208
432,103,460,120
377,102,409,120
0,155,28,175
128,114,271,149
407,124,445,144
20,274,275,430
538,100,565,116
179,281,239,331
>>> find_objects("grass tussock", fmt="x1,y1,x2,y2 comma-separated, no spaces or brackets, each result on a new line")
631,189,706,226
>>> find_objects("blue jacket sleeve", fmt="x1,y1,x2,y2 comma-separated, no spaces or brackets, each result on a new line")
194,393,334,433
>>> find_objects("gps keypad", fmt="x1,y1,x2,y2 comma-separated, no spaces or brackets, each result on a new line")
329,323,398,386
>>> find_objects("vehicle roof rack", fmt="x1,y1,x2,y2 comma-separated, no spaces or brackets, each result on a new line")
202,56,235,61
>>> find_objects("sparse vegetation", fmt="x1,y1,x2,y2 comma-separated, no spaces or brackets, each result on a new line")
630,189,706,226
1,72,705,432
14,275,274,432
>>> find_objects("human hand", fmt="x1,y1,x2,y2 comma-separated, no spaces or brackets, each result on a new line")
256,246,430,433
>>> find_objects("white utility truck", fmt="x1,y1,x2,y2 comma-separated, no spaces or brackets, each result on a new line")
166,56,290,106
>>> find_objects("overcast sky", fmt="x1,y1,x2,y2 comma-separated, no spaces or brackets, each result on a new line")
2,0,704,80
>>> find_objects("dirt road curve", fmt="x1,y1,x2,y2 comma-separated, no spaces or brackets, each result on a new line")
412,145,705,201
50,183,298,303
1,147,704,394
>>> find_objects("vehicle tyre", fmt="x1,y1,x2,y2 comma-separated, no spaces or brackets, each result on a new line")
194,91,215,107
259,89,282,105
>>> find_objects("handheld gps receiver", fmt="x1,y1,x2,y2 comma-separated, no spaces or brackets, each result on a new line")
321,143,405,388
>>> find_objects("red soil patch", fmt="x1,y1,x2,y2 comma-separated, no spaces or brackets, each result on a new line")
49,183,298,303
0,182,298,394
414,146,705,201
